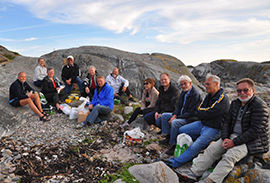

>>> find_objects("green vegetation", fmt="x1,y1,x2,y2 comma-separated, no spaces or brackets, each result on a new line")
4,54,16,60
99,163,139,183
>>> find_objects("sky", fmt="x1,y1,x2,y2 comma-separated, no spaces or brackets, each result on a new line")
0,0,270,66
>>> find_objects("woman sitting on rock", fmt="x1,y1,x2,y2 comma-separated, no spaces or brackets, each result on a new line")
33,58,47,87
121,78,159,128
42,68,66,112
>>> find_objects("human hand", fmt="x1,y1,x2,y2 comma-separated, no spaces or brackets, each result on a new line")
169,115,177,125
85,87,90,93
155,112,161,120
222,139,235,150
122,86,127,92
89,104,93,110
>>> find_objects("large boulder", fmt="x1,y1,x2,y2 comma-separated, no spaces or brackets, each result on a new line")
128,161,179,183
0,46,199,138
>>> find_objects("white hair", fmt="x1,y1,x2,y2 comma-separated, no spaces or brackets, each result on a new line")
178,75,192,83
206,73,220,87
89,65,96,70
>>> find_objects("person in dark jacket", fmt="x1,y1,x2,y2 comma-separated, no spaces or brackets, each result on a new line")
164,74,230,169
144,72,180,130
76,76,114,128
159,75,202,155
9,72,50,122
176,78,269,183
61,55,83,94
42,68,67,112
82,66,99,100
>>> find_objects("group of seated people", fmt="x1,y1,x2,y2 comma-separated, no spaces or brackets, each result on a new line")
9,55,269,183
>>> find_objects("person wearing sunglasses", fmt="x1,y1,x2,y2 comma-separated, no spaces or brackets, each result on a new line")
176,78,269,183
159,75,202,155
121,78,159,128
144,73,180,131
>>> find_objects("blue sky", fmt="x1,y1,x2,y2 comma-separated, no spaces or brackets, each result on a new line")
0,0,270,66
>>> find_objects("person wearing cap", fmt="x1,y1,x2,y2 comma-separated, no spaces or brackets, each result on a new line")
106,68,135,104
61,55,83,94
176,78,269,183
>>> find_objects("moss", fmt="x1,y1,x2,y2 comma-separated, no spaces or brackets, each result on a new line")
4,54,15,60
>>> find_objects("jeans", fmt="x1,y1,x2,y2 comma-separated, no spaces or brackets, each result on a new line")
64,76,83,94
169,121,221,168
144,111,162,128
85,105,111,125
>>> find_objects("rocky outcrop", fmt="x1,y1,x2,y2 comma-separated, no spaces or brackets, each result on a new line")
0,46,199,138
0,46,19,63
192,59,270,87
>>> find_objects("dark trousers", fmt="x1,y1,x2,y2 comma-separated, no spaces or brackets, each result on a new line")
127,107,155,124
81,88,96,100
44,92,67,106
115,83,132,104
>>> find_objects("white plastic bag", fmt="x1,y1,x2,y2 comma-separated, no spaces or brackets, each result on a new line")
77,101,87,112
61,104,71,115
122,127,145,146
69,107,78,120
174,133,193,157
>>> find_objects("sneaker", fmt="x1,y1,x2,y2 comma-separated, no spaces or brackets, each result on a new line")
121,120,130,128
159,135,170,145
166,145,176,155
100,120,107,126
129,97,135,102
76,121,87,129
174,169,197,181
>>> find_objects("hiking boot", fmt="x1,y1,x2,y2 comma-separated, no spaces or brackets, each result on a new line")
121,120,130,128
159,135,170,145
129,97,135,102
166,145,176,155
174,169,197,181
76,121,87,129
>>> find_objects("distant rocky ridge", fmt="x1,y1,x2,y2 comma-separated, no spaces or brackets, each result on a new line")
0,46,20,63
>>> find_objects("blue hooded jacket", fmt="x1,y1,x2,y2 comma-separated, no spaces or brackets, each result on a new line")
90,82,114,111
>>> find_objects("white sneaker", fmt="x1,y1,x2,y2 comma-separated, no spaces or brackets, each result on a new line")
76,121,86,129
121,120,130,128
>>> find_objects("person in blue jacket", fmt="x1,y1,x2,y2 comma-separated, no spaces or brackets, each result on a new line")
76,76,114,128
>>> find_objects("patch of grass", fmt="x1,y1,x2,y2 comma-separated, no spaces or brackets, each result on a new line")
4,54,15,60
98,163,139,183
144,138,158,145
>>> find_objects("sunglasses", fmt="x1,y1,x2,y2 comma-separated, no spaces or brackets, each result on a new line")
237,88,250,94
143,82,149,85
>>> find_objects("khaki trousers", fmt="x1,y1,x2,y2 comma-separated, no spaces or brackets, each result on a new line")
191,134,248,183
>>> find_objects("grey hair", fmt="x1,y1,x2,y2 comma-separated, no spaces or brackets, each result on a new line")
206,73,220,87
178,75,192,83
89,65,96,70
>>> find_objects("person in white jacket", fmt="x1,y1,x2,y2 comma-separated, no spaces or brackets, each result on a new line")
106,68,134,104
33,58,47,87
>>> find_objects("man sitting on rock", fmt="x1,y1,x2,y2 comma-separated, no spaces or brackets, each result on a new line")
164,74,230,169
61,55,83,94
144,72,180,130
106,68,134,104
159,75,202,155
9,72,50,122
176,78,269,183
82,65,99,100
76,76,114,128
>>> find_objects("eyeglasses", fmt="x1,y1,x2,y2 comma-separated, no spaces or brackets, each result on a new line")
143,82,149,85
237,88,250,94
